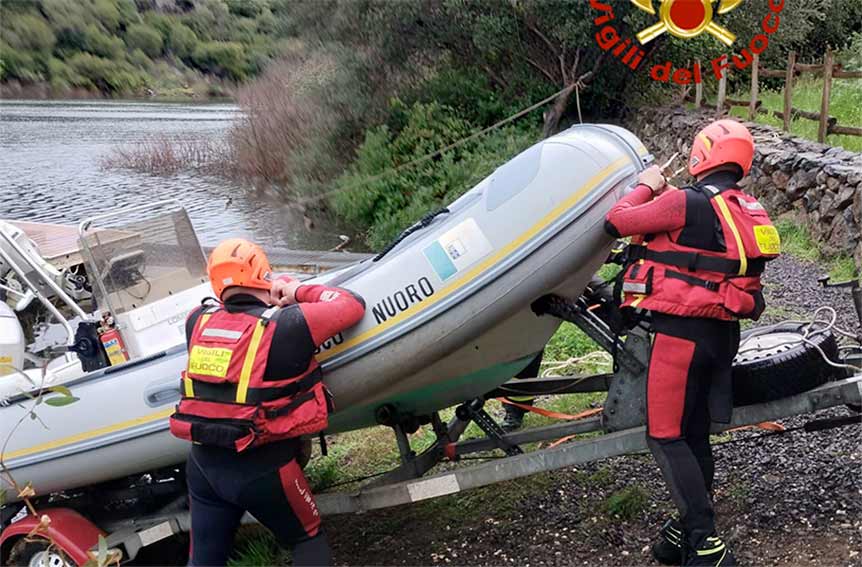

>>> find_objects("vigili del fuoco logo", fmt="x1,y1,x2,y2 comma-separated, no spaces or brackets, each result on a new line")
590,0,785,85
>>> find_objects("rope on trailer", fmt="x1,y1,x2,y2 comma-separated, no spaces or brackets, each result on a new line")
497,399,603,422
539,352,613,377
739,306,861,373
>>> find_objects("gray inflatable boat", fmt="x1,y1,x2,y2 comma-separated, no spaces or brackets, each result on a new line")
0,124,648,500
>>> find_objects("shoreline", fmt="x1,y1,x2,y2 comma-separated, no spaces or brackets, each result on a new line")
0,82,235,104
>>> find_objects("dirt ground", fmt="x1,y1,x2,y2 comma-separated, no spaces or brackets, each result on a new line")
318,252,862,567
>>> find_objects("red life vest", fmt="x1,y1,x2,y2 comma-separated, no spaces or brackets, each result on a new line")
620,184,780,321
169,305,330,452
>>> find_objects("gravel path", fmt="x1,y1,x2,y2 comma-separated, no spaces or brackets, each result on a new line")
326,253,862,566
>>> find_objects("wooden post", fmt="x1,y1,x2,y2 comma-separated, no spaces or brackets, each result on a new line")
783,51,796,132
818,49,834,143
749,52,759,121
716,69,727,116
695,59,703,107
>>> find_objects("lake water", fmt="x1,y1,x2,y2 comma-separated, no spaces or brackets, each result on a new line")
0,100,346,250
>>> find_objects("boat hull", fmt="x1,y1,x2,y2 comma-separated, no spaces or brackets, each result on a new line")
0,124,648,500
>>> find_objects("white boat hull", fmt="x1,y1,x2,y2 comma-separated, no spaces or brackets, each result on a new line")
0,124,649,500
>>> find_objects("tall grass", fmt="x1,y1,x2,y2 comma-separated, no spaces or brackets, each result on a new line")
774,214,858,279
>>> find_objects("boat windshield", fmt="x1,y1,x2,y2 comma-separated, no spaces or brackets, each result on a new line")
79,201,208,315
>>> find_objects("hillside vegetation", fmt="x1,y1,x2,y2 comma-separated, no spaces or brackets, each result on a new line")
0,0,284,98
225,0,861,248
91,1,861,250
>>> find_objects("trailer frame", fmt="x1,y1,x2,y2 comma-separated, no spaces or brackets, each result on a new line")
2,292,861,565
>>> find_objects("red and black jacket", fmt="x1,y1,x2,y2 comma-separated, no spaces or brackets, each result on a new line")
605,170,780,321
169,282,365,452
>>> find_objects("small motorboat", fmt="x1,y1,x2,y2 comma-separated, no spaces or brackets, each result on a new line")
0,124,649,501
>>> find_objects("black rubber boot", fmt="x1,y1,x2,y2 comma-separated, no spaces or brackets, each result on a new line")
683,535,736,567
501,402,529,432
652,518,685,565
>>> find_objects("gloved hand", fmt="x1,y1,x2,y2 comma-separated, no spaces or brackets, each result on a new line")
638,165,667,194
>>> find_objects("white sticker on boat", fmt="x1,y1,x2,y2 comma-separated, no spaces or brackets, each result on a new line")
423,218,493,282
406,474,461,502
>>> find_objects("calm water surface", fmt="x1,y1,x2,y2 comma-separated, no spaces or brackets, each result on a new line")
0,100,344,249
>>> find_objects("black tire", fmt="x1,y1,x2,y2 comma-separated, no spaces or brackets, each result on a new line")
732,323,841,406
7,538,71,567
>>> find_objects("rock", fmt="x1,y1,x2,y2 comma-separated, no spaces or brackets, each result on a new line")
825,215,849,254
825,176,841,191
823,163,859,180
842,208,859,245
819,190,837,221
835,184,856,210
787,170,818,197
771,170,790,190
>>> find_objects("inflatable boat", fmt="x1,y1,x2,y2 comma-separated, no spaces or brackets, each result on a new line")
0,124,649,500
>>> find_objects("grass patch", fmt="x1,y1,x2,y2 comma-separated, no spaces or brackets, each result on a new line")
774,215,858,280
229,528,289,567
727,76,862,152
604,485,649,520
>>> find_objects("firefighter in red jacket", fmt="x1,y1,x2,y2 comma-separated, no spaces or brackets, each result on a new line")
605,120,780,567
169,239,366,566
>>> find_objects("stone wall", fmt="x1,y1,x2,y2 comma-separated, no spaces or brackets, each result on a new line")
624,108,862,271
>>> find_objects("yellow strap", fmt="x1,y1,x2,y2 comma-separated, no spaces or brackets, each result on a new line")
236,320,266,404
713,195,747,276
183,377,195,397
198,313,212,330
630,294,646,308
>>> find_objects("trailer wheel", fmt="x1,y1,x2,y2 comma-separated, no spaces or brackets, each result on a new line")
732,324,840,406
7,539,71,567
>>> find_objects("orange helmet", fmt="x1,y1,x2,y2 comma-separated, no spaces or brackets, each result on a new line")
688,119,754,178
207,238,273,299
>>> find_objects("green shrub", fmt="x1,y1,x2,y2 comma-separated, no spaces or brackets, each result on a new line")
82,24,123,59
0,12,56,52
47,56,85,88
0,43,42,82
125,23,163,58
166,23,198,60
331,101,538,249
402,66,511,128
191,41,247,81
226,0,267,18
128,48,152,70
67,52,144,93
89,0,122,33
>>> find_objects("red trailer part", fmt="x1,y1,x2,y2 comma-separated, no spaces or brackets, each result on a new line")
1,507,104,566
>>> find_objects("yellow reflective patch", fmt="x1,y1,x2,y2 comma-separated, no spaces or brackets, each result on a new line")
188,346,233,378
754,225,781,255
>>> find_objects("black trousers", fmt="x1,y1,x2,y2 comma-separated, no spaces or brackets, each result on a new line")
646,313,740,549
186,440,331,566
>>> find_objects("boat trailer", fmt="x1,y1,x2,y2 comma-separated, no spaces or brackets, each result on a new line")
2,285,861,565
